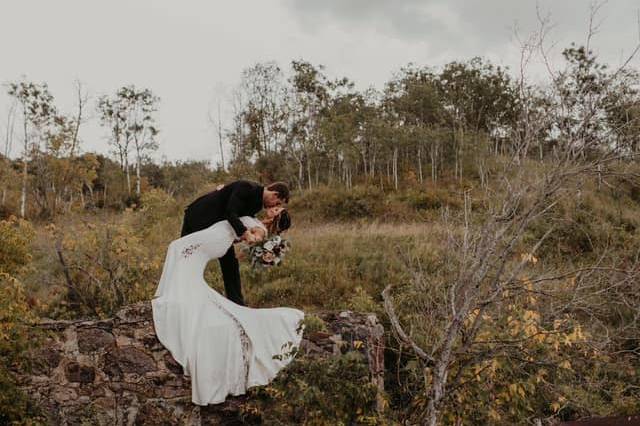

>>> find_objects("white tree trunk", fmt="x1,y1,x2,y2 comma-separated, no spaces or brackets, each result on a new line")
136,157,141,196
297,159,304,191
432,142,438,182
20,160,27,218
20,117,28,218
125,159,131,196
418,146,423,183
393,147,399,191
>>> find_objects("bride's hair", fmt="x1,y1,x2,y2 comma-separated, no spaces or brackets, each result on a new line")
265,209,291,235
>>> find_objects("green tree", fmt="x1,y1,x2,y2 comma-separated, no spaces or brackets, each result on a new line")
6,80,56,217
98,85,159,198
436,58,517,179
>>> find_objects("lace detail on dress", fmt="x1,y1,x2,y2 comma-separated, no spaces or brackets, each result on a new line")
181,243,202,258
209,295,251,389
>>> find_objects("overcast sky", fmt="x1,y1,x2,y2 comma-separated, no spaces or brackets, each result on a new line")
1,0,638,165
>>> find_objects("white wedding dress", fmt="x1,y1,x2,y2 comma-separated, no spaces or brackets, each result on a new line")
151,216,305,405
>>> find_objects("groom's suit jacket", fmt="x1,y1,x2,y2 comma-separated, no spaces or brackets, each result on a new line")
181,179,264,237
180,179,264,307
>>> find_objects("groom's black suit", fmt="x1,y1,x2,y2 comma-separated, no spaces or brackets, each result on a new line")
180,180,264,306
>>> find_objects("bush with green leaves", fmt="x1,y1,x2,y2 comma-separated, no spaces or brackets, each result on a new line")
290,186,384,221
242,351,379,425
0,218,43,424
48,216,163,319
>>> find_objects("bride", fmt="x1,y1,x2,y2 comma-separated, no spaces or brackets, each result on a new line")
151,207,305,405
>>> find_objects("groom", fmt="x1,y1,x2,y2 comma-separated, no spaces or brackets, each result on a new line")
180,180,290,306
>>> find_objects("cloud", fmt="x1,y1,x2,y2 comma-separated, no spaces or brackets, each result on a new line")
285,0,640,66
285,0,457,42
1,0,638,162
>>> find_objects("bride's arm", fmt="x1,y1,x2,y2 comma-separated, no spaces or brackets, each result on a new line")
239,216,267,241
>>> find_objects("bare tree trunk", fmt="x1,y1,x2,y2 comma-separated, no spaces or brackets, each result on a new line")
430,142,437,182
52,182,57,212
20,117,28,218
478,160,486,188
70,80,85,157
362,151,368,177
328,158,335,186
125,159,131,196
297,158,304,191
86,182,94,203
217,101,225,170
4,100,16,158
386,160,391,183
392,147,399,191
418,146,423,184
458,126,464,181
136,159,141,196
453,144,458,181
539,139,544,161
2,101,16,208
370,152,376,180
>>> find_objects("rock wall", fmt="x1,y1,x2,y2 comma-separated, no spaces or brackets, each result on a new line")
15,301,385,425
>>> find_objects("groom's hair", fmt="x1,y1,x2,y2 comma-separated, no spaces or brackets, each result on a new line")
266,182,290,203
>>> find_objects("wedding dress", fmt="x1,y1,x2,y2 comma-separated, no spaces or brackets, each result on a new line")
151,216,305,405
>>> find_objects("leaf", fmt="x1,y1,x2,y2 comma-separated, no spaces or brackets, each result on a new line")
558,360,572,370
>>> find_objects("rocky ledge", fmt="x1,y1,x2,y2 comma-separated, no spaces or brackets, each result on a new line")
15,301,385,425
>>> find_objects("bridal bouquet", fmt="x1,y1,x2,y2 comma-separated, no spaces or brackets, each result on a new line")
247,235,291,269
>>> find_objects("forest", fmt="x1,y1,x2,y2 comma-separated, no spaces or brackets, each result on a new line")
1,28,640,425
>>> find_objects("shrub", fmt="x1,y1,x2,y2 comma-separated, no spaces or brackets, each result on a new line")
0,217,35,276
242,351,379,425
132,188,182,244
299,314,328,334
0,219,42,423
48,219,162,319
290,186,383,221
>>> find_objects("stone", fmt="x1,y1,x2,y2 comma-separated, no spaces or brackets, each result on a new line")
11,301,385,425
141,332,162,350
30,344,62,375
65,361,96,383
134,401,178,425
163,352,183,375
51,386,78,402
105,346,156,376
77,328,116,353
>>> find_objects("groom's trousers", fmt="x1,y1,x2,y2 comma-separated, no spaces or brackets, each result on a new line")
219,246,245,306
180,217,246,307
